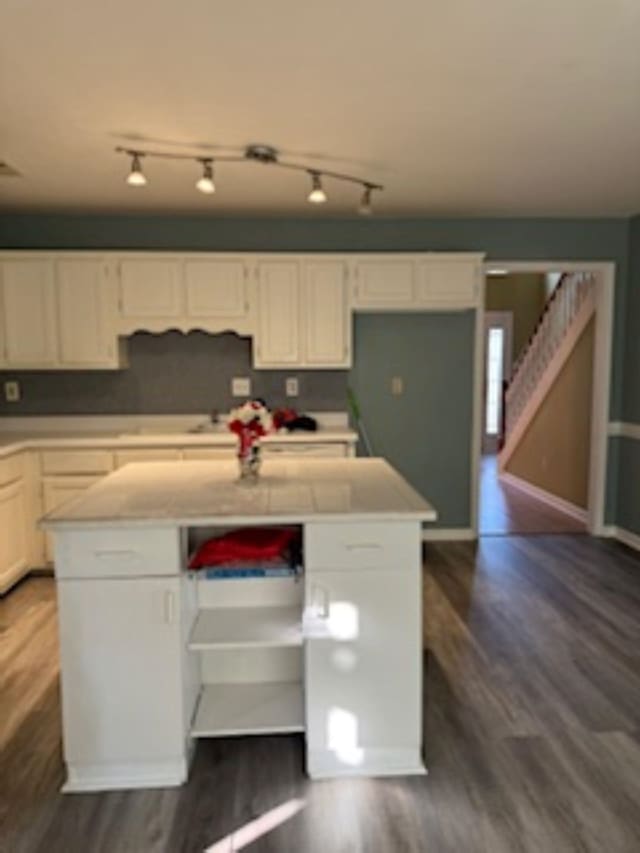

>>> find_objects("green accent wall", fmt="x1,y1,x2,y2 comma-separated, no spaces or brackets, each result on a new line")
0,212,633,530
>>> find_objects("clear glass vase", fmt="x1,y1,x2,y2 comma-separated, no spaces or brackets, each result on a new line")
238,442,262,480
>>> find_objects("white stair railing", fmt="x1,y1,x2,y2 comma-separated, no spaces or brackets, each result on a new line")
504,272,596,442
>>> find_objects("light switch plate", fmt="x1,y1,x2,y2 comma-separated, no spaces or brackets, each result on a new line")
231,377,251,397
4,381,20,402
391,376,404,396
286,377,299,397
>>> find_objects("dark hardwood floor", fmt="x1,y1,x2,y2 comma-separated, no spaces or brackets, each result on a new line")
2,536,640,852
479,455,586,535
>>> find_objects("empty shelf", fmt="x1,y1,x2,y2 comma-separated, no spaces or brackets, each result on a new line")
188,606,302,650
191,682,304,737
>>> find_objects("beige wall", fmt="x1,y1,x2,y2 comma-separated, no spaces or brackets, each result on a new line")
505,318,595,508
485,273,547,362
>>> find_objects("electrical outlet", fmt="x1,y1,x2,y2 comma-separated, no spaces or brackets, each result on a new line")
231,377,251,397
286,377,299,397
4,381,20,403
391,376,404,396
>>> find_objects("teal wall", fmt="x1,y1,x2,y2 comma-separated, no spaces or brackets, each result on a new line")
615,215,640,535
0,213,633,529
350,313,475,528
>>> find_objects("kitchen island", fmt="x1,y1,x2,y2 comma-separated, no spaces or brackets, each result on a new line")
43,457,436,792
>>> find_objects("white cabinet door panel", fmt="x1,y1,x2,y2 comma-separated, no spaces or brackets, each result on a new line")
119,259,183,318
184,260,248,318
255,261,300,366
57,577,183,764
305,568,421,762
1,259,58,366
416,259,478,305
0,479,29,594
304,261,350,366
354,260,415,308
57,260,116,365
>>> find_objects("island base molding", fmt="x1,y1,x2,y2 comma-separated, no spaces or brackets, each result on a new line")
62,758,189,793
307,749,426,780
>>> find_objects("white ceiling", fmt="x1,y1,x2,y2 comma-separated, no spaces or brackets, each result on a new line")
2,0,640,217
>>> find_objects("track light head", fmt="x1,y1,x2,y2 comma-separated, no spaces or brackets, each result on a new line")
126,153,147,187
358,185,374,216
307,171,327,204
196,159,215,194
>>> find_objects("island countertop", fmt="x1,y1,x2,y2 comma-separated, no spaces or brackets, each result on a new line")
41,457,437,529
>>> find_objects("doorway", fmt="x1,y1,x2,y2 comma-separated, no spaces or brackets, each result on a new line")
476,265,611,536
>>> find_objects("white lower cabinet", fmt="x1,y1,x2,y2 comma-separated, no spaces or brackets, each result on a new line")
57,575,186,791
304,537,423,778
0,479,29,594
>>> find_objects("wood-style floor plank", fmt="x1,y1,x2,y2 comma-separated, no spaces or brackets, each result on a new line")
479,455,586,535
2,536,640,852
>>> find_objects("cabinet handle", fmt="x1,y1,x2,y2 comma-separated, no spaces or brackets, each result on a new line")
310,583,329,620
93,549,140,562
164,590,175,624
345,543,382,552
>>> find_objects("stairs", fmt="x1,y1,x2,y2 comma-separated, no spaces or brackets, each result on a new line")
499,272,596,469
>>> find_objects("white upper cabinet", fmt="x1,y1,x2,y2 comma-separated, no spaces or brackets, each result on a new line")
352,259,415,309
0,255,121,371
415,256,479,307
57,259,118,367
184,259,249,319
1,259,58,366
304,261,351,367
119,258,183,322
255,260,300,367
352,254,483,310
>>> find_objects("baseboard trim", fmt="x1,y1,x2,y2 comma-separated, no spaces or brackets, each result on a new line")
422,527,475,542
600,525,640,552
499,472,588,523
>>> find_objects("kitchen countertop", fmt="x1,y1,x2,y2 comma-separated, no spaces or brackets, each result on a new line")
41,458,437,528
0,414,357,459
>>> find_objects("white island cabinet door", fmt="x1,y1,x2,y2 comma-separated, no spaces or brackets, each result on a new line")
304,261,351,367
0,258,58,367
56,259,117,366
304,564,422,779
57,576,185,791
254,260,300,367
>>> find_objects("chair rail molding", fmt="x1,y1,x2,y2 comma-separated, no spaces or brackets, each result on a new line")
608,422,640,440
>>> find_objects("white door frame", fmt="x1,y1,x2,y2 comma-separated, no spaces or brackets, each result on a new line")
472,260,615,537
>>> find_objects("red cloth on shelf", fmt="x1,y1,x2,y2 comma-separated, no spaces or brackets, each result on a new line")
188,527,298,570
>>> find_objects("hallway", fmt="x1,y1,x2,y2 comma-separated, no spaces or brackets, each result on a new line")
479,454,586,535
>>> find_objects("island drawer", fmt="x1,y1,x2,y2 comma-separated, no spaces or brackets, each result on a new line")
41,449,114,475
305,522,421,571
54,528,182,579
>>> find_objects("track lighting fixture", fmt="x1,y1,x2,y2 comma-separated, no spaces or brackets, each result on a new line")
195,159,215,194
307,172,327,204
115,144,383,212
125,152,147,187
358,185,373,216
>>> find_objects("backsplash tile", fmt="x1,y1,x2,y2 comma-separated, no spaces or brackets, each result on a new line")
0,331,348,415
